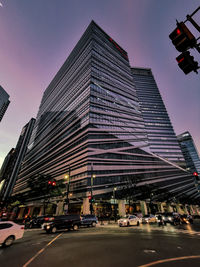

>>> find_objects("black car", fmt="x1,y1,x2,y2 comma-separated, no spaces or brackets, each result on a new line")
25,215,51,228
42,214,81,233
180,214,193,224
163,212,181,225
81,214,98,227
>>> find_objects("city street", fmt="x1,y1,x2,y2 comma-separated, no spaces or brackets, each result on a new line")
1,222,200,267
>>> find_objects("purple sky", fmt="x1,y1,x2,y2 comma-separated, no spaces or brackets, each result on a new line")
0,0,200,167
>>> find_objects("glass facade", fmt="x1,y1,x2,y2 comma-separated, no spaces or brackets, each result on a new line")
0,85,10,122
177,131,200,174
12,21,199,204
0,118,35,202
131,67,185,167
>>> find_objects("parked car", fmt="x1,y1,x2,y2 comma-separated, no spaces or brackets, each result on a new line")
162,212,181,225
42,214,81,233
118,215,140,227
0,221,24,247
180,214,193,224
142,214,157,224
81,214,98,227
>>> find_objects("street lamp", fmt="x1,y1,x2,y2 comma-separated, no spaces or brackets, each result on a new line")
113,187,117,221
90,174,96,214
64,168,70,214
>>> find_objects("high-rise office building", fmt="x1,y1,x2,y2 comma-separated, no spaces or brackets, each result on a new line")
0,85,10,122
177,131,200,174
13,21,199,212
0,118,35,202
131,67,185,166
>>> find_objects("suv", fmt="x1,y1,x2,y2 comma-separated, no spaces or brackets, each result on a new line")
42,215,81,233
81,214,98,227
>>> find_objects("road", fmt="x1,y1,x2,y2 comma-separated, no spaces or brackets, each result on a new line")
1,222,200,267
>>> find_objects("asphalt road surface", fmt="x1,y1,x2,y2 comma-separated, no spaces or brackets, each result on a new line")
1,222,200,267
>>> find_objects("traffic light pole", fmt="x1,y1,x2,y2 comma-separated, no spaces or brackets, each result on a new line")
64,166,71,214
185,6,200,54
90,163,96,214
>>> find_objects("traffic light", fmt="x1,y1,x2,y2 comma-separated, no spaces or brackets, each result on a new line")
176,51,199,74
193,172,199,179
48,180,56,186
169,21,196,52
88,195,94,203
52,181,56,186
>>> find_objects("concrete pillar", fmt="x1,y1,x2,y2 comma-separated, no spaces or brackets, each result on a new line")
39,206,44,216
140,201,148,216
82,198,90,214
118,200,126,216
167,204,173,212
159,203,165,213
184,205,189,214
196,206,200,215
17,207,25,219
176,204,184,215
190,205,194,215
192,205,198,215
29,207,34,217
56,201,64,215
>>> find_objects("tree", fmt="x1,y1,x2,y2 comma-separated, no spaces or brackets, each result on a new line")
27,173,65,215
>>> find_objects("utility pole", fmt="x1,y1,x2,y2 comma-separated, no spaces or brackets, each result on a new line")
64,166,71,214
113,187,117,222
90,163,96,214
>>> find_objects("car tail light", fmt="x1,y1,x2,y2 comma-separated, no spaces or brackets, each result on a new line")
44,217,49,221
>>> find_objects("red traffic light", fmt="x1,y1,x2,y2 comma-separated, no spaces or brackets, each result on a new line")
169,21,196,52
193,172,198,177
88,196,92,200
48,181,52,185
176,51,199,74
52,181,56,186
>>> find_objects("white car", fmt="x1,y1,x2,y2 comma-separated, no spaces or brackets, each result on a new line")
142,214,157,224
0,221,24,247
118,215,140,227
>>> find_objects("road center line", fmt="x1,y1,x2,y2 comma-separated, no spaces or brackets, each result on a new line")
138,255,200,267
22,233,62,267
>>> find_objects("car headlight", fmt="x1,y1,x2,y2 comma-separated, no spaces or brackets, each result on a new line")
46,225,51,229
168,217,172,221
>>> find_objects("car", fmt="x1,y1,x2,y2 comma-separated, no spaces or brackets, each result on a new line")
142,214,157,224
0,221,24,247
133,213,143,224
26,215,52,228
118,215,140,227
162,212,181,225
42,214,81,233
81,214,98,227
180,214,193,224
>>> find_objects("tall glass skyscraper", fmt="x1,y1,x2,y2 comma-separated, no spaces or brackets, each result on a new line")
177,131,200,174
0,85,10,122
13,21,199,209
0,118,35,202
131,67,185,166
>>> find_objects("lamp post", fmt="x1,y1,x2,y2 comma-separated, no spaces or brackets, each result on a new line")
90,174,96,214
113,187,117,221
64,167,71,214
